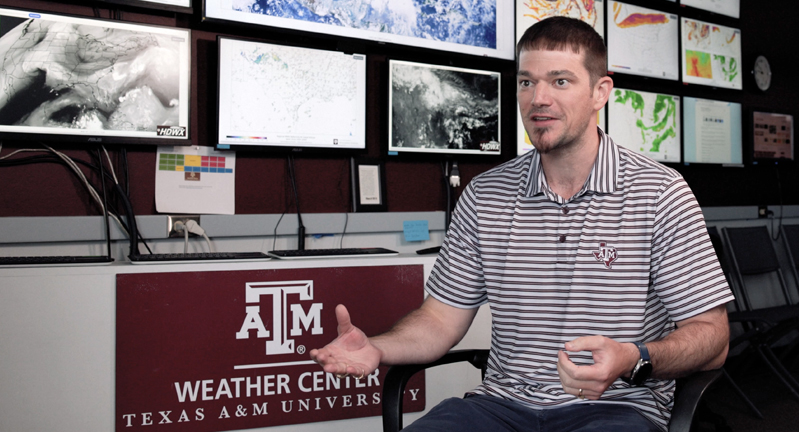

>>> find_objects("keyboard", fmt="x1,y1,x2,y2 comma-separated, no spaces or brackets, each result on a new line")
267,247,399,260
129,252,271,264
0,255,114,267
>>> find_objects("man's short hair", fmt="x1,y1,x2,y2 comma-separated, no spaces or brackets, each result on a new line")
516,16,607,88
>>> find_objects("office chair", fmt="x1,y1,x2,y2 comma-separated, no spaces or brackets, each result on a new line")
779,224,799,364
722,226,799,399
382,349,722,432
706,226,764,418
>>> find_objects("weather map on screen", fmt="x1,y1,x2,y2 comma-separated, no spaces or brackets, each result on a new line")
682,18,742,90
216,37,366,151
608,88,680,163
205,0,514,60
607,2,678,81
680,0,739,19
683,97,742,165
0,7,191,143
389,60,501,156
516,0,605,40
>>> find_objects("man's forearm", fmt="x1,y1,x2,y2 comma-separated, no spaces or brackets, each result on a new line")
371,296,478,366
647,305,730,379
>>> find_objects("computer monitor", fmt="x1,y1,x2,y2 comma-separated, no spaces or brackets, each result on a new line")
608,88,681,163
683,97,742,165
203,0,515,60
517,0,604,41
215,37,366,154
681,18,742,90
0,7,191,145
84,0,193,13
388,60,501,157
607,1,679,81
752,111,793,162
680,0,740,19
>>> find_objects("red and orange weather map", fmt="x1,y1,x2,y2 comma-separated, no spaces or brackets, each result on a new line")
612,2,669,29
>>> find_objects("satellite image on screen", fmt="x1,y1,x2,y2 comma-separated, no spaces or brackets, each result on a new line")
0,10,189,139
232,0,497,49
390,61,500,155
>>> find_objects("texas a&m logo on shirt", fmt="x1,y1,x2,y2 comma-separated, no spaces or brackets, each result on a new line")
593,242,618,268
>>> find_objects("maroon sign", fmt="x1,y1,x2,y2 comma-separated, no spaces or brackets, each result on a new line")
116,265,426,431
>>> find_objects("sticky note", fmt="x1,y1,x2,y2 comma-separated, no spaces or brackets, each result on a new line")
403,220,430,242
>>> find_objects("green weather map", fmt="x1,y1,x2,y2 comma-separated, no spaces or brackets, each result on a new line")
713,55,739,82
609,89,680,162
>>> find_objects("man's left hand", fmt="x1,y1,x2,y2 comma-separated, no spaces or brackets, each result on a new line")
557,335,638,400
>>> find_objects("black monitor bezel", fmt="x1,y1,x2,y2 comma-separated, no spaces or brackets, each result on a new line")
213,35,368,156
60,0,194,14
386,58,504,161
0,5,193,147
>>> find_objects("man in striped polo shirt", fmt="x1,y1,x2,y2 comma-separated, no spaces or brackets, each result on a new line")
311,17,733,431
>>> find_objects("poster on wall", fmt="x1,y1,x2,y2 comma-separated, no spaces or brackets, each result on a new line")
116,265,426,431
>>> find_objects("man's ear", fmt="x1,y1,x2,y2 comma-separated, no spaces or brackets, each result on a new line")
593,76,614,111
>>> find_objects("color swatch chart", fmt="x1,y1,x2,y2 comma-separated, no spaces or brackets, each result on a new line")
158,154,233,173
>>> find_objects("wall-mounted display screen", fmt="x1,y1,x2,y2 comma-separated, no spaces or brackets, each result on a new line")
607,1,679,81
753,111,793,161
204,0,514,60
681,18,742,90
518,108,605,156
680,0,739,19
136,0,191,7
683,97,742,165
51,0,192,13
389,60,501,157
517,0,604,41
0,7,191,144
216,37,366,153
608,88,680,163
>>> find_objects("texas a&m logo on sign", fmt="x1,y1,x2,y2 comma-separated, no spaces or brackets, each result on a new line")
236,281,323,356
116,266,425,432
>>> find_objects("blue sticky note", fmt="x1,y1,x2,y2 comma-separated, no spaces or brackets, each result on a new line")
403,220,430,242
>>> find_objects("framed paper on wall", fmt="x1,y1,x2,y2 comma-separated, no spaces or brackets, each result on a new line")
350,158,387,212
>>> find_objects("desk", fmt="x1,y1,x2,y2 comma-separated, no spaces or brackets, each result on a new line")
0,255,490,432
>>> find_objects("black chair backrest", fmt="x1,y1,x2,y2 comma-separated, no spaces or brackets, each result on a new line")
782,224,799,270
724,226,780,275
707,226,724,259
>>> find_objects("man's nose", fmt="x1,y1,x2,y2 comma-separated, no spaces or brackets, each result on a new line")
530,83,552,106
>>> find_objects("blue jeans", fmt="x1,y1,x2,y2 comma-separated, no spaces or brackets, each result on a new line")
403,395,661,432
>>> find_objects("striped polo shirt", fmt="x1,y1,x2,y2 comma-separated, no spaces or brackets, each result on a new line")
426,128,734,430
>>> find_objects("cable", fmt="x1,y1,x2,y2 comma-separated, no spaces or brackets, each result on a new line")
287,155,305,250
0,145,152,255
121,148,130,196
272,212,286,251
174,221,189,253
102,146,119,185
185,220,213,252
339,212,349,249
772,164,784,241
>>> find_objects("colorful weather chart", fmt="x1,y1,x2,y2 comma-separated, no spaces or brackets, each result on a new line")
158,153,233,173
516,0,604,41
608,88,681,163
607,1,678,80
682,18,742,90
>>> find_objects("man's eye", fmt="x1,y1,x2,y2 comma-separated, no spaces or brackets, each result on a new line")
556,79,568,86
519,80,531,87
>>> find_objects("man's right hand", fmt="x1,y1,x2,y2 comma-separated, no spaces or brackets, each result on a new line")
309,304,382,378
